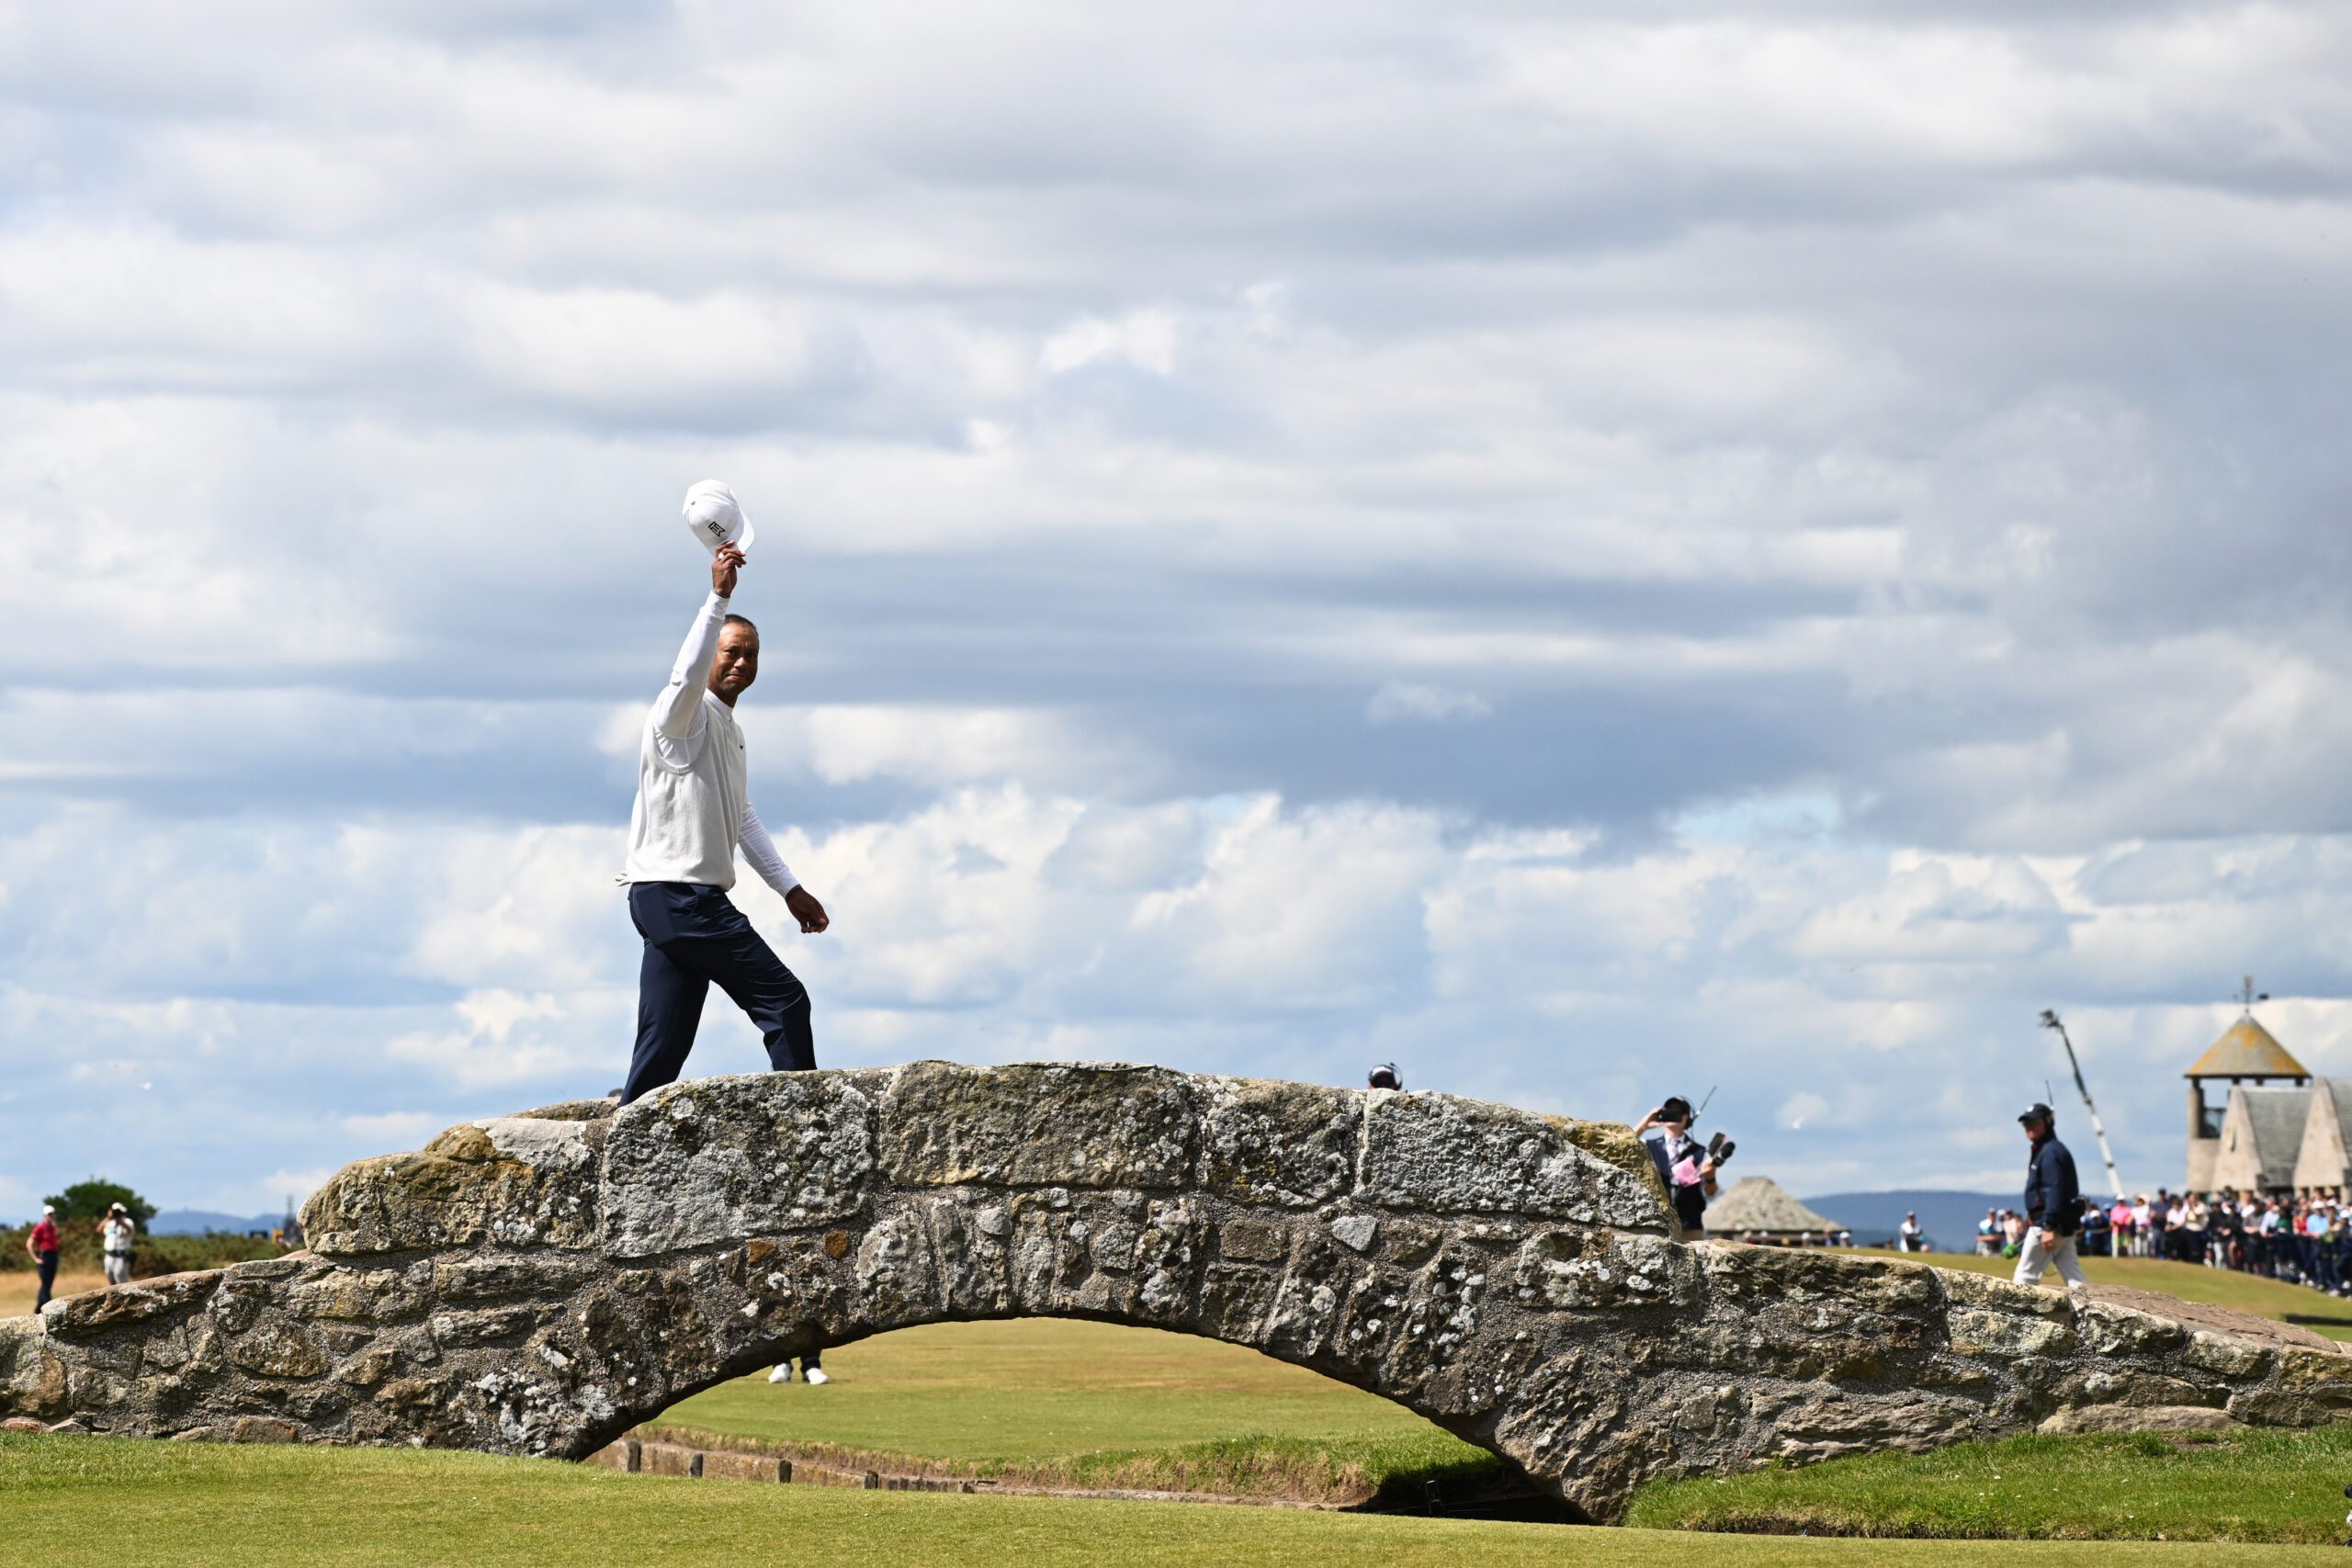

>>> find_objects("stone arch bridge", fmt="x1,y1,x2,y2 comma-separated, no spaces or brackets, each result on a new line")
5,1064,2348,1520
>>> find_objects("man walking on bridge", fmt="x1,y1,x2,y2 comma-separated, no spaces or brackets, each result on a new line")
2015,1101,2089,1293
618,482,831,1106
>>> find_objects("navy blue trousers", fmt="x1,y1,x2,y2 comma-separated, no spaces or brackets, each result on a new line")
624,882,814,1105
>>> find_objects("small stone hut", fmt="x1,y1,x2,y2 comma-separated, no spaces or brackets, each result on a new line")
1704,1175,1843,1245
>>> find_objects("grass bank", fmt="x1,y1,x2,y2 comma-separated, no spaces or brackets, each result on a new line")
4,1433,2339,1568
1628,1425,2352,1544
641,1318,1500,1505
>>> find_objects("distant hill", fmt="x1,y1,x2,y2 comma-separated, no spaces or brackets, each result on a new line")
1799,1190,2016,1253
149,1209,289,1236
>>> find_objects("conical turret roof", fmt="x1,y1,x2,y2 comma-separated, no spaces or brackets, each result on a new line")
2185,1015,2307,1080
1704,1176,1840,1236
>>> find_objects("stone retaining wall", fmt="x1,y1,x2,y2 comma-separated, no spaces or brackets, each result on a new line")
4,1061,2348,1521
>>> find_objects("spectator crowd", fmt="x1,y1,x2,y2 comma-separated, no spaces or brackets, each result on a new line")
1973,1191,2351,1295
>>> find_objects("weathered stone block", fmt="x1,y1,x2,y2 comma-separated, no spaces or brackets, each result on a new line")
514,1099,619,1124
604,1073,877,1257
41,1271,222,1339
305,1116,599,1256
881,1062,1196,1190
639,1441,702,1476
584,1438,640,1472
430,1259,583,1303
699,1449,788,1482
854,1212,940,1327
2182,1331,2274,1380
2276,1347,2352,1394
1216,1217,1292,1264
2073,1299,2189,1357
227,1316,328,1381
1946,1308,2076,1359
430,1308,540,1348
1514,1230,1696,1311
2228,1388,2351,1427
1706,1247,1938,1316
1359,1093,1669,1228
2040,1404,2241,1436
1936,1268,2072,1319
2052,1368,2222,1410
0,1320,66,1420
1201,1079,1359,1206
334,1346,400,1389
284,1269,423,1325
1197,1263,1278,1343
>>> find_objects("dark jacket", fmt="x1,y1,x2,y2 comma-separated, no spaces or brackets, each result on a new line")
2023,1134,2081,1235
1645,1133,1711,1233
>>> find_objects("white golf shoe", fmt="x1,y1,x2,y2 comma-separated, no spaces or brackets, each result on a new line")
766,1365,791,1384
803,1367,830,1385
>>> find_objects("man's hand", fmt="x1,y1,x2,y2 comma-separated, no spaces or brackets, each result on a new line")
786,886,830,934
712,542,745,598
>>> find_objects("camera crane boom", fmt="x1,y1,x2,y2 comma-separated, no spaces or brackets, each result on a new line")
2039,1009,2124,1200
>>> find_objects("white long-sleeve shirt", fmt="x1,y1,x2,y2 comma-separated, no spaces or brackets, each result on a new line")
621,589,799,897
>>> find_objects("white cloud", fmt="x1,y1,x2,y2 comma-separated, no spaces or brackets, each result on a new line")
1366,682,1494,726
1042,309,1181,377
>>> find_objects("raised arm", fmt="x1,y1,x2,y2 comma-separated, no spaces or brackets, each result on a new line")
650,546,743,747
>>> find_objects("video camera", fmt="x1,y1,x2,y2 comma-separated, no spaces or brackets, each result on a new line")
1649,1091,1735,1168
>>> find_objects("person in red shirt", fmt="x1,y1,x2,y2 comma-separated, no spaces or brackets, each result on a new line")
26,1203,61,1310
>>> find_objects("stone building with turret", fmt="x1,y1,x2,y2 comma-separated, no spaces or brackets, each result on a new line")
2186,1010,2310,1194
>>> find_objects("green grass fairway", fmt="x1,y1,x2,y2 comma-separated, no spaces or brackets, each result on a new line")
1855,1251,2352,1342
1629,1425,2352,1544
4,1433,2341,1568
645,1318,1496,1502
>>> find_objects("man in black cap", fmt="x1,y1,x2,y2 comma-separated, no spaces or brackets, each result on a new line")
2016,1101,2088,1292
1635,1095,1721,1236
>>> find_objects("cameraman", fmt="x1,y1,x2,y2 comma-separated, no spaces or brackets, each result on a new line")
1635,1096,1723,1237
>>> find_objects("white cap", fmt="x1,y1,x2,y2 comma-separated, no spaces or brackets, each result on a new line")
683,479,755,558
41,1203,54,1214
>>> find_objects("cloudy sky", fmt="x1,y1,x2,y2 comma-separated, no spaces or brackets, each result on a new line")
4,1,2348,1221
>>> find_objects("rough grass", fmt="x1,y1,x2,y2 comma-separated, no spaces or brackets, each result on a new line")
0,1228,284,1285
1853,1250,2352,1342
4,1433,2339,1568
640,1318,1501,1504
1627,1424,2352,1544
0,1269,103,1318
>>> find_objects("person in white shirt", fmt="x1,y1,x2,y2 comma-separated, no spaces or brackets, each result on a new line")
98,1203,135,1286
619,504,831,1106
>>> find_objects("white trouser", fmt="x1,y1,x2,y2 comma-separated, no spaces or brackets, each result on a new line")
104,1253,130,1286
2014,1227,2088,1291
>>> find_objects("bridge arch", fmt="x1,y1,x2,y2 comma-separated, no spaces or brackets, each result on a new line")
6,1063,2348,1522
